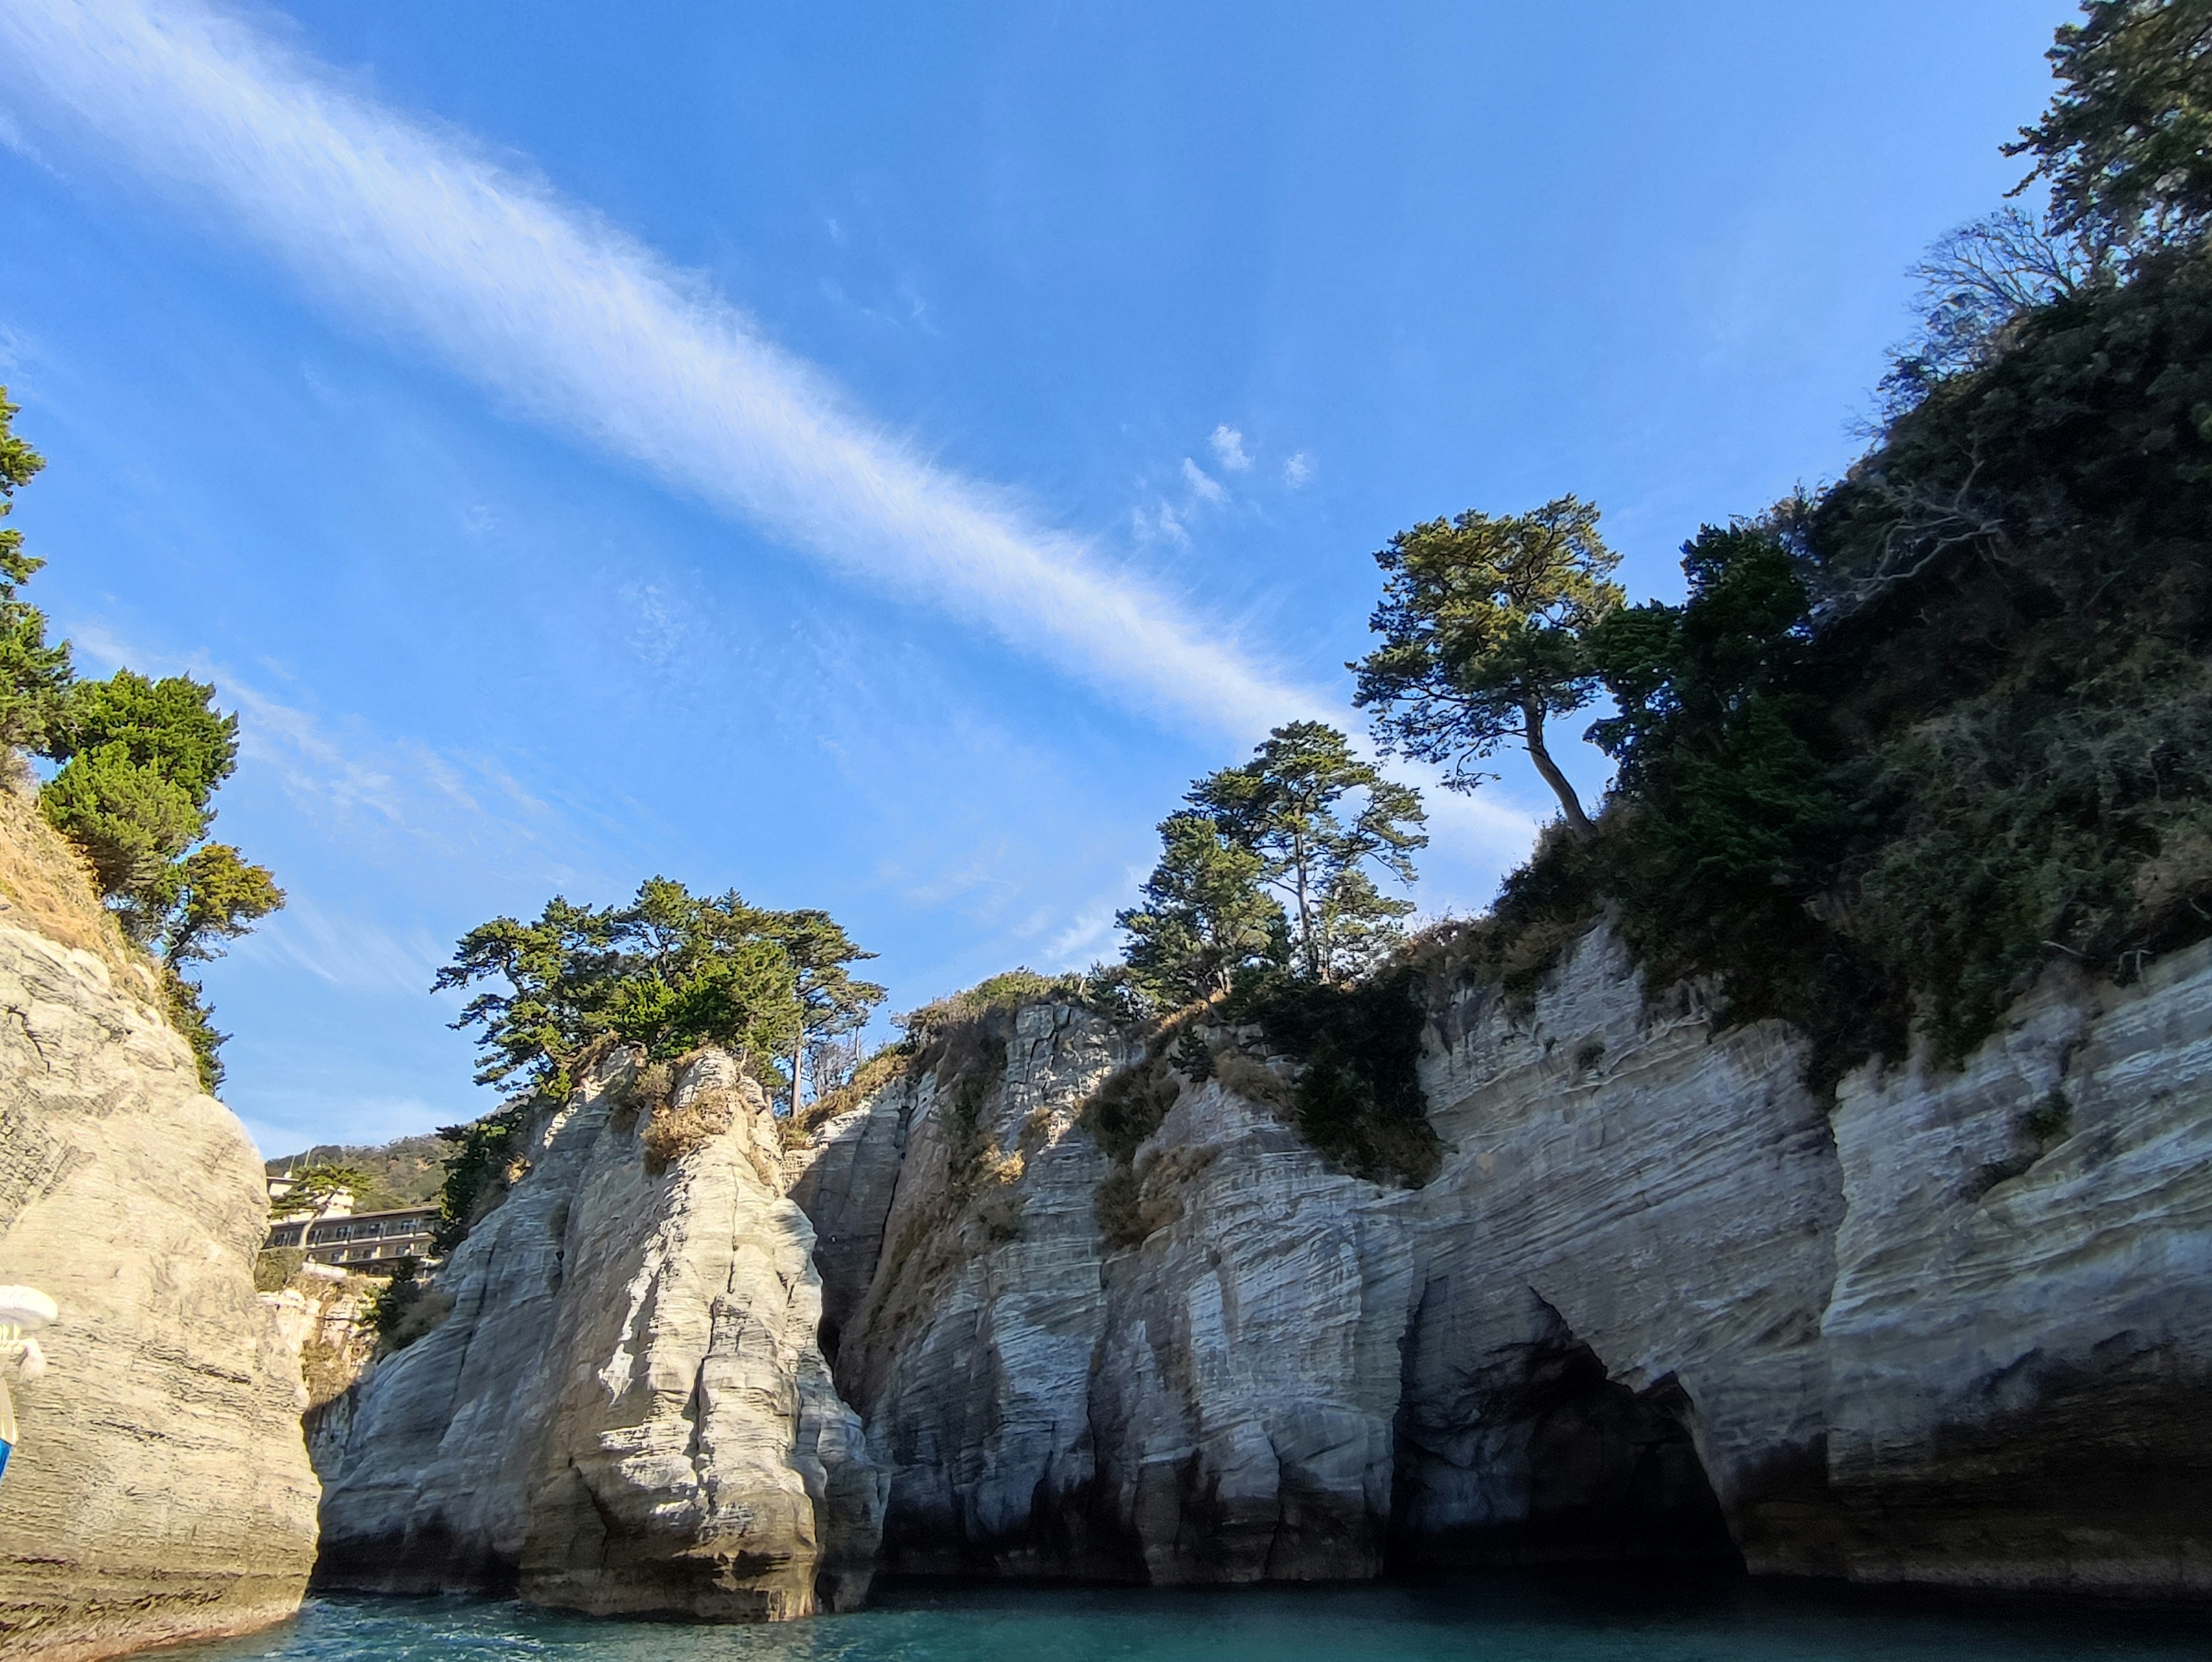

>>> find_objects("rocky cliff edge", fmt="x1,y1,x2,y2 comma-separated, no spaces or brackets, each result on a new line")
315,1048,884,1619
0,786,320,1660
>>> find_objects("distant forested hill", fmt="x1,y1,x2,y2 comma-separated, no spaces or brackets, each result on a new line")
264,1135,446,1212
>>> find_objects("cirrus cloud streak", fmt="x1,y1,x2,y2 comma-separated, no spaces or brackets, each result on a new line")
0,0,1315,739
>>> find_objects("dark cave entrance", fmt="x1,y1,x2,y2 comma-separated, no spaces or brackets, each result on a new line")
1391,1293,1743,1572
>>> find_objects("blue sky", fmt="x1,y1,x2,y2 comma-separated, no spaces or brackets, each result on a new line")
0,0,2075,1157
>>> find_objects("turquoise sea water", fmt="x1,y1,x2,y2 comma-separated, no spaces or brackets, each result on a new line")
162,1581,2209,1662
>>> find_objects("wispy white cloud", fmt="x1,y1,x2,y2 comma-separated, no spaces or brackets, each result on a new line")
65,619,576,874
1180,456,1227,505
1041,903,1118,968
0,0,1312,739
1132,501,1190,548
230,896,442,997
2,1,1544,879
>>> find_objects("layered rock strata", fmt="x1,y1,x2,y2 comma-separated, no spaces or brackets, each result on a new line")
0,797,320,1659
315,1050,884,1619
786,930,2212,1596
789,1002,1423,1582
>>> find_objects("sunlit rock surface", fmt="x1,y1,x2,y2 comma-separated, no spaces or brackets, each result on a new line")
0,908,320,1659
315,1050,884,1619
801,1004,1133,1577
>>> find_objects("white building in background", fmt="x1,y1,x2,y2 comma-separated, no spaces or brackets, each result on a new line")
263,1170,437,1272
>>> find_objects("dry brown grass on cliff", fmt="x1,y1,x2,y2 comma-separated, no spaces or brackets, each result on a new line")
641,1084,741,1171
785,1043,915,1148
607,1056,673,1132
1099,1141,1222,1251
0,767,159,1002
1210,1047,1295,1114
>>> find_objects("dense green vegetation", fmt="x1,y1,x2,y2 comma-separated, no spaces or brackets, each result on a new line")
435,875,882,1103
1355,497,1622,841
267,1135,447,1211
1086,721,1436,1191
1118,721,1426,1005
428,876,885,1246
0,393,281,1089
1366,0,2212,1082
430,1099,529,1253
1221,967,1440,1184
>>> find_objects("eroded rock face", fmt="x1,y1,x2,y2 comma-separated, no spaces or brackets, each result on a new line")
805,1004,1132,1578
0,922,320,1661
789,1004,1420,1583
1088,1079,1418,1583
1401,930,1842,1572
315,1050,884,1619
796,931,2212,1597
1815,942,2212,1591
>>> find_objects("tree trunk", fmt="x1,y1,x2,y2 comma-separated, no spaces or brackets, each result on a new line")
1523,703,1595,842
788,1041,804,1118
1292,830,1317,980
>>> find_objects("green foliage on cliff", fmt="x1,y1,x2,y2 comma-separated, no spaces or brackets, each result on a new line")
1354,497,1623,841
364,1256,441,1351
1383,9,2212,1080
1118,813,1283,1004
1188,721,1427,983
0,392,281,1091
431,1100,529,1254
437,876,884,1101
432,879,887,1245
2012,0,2212,252
1118,721,1424,1006
0,394,71,755
1226,968,1441,1186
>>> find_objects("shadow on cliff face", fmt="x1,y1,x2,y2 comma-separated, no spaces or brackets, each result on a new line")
1823,1342,2212,1581
1389,1294,1742,1573
312,1523,522,1597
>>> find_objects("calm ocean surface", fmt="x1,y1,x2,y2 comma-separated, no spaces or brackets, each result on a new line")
161,1580,2210,1662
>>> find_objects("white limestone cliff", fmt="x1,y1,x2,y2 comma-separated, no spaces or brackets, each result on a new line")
314,1048,884,1619
0,794,320,1660
788,928,2212,1596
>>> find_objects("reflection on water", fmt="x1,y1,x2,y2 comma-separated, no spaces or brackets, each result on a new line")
165,1578,2210,1662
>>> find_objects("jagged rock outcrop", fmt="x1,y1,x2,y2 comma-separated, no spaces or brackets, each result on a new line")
0,794,320,1661
820,1005,1132,1577
788,1001,1422,1582
787,929,2212,1596
314,1049,884,1619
